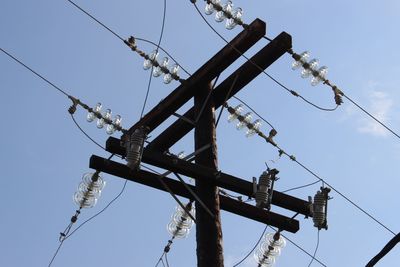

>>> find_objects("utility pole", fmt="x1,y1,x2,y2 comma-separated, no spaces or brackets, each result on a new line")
89,18,307,267
194,82,223,266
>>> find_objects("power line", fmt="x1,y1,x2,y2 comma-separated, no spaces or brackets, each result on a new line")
1,47,70,97
232,225,267,267
343,94,400,140
307,230,321,267
47,240,64,267
191,2,338,112
366,232,400,267
282,180,321,193
65,0,191,76
140,0,167,118
70,114,107,151
288,154,396,236
225,101,396,236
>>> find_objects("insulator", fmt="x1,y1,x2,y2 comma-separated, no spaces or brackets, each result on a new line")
254,247,276,267
106,115,122,135
96,109,111,129
225,7,243,29
125,127,147,170
233,7,243,22
143,50,159,70
311,66,328,86
227,104,243,122
205,2,215,15
301,58,319,78
236,112,252,130
167,203,195,239
254,232,286,266
312,187,330,230
223,1,233,14
255,171,272,208
177,151,186,159
215,10,225,22
153,57,169,77
163,63,180,84
73,173,105,209
291,51,310,70
246,119,262,137
87,102,102,122
266,232,286,249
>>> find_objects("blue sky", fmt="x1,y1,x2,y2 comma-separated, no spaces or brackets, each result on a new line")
1,0,399,266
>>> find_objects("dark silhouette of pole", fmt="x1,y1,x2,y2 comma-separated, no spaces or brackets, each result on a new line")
194,82,224,266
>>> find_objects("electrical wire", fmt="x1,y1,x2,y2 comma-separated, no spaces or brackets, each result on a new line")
215,73,239,127
191,3,338,112
164,253,171,267
155,253,167,267
307,230,320,267
47,240,64,267
1,47,69,97
366,232,400,267
282,180,321,193
70,114,107,150
65,0,191,76
287,154,396,236
343,94,400,141
232,225,268,267
1,47,125,159
270,141,395,235
140,0,167,118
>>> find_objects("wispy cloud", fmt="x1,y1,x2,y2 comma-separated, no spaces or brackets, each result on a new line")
357,90,393,137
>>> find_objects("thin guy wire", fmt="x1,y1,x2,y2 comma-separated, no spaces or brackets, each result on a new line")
343,94,400,140
47,240,64,267
232,225,268,267
215,73,240,127
140,164,196,223
307,230,320,267
232,95,276,129
65,0,191,76
268,226,328,267
192,3,338,112
164,253,170,267
155,253,166,267
195,74,220,123
140,0,167,118
1,47,69,97
173,172,214,218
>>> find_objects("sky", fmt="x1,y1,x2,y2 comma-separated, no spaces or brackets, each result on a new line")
1,0,400,266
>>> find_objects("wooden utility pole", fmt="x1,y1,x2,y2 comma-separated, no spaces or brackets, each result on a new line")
88,18,309,267
194,82,223,266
